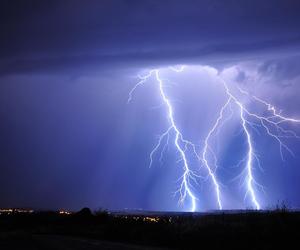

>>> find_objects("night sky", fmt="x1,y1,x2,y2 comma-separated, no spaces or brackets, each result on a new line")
1,0,300,212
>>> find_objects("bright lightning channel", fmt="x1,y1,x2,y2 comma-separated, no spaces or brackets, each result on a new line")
128,68,200,211
128,65,300,211
215,76,300,209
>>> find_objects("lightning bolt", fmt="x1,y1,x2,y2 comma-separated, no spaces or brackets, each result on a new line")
128,65,300,211
128,68,200,211
201,97,231,210
214,76,300,209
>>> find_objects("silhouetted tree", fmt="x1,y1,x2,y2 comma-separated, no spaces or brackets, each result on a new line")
76,207,93,217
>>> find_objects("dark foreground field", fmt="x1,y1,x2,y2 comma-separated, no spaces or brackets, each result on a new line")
0,209,299,249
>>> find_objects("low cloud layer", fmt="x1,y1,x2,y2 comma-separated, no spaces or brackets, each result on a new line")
1,0,300,75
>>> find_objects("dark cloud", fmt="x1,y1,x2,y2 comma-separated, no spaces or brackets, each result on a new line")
0,0,300,75
258,55,300,81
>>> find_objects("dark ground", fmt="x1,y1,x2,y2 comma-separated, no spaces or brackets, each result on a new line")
0,234,167,250
0,209,299,249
